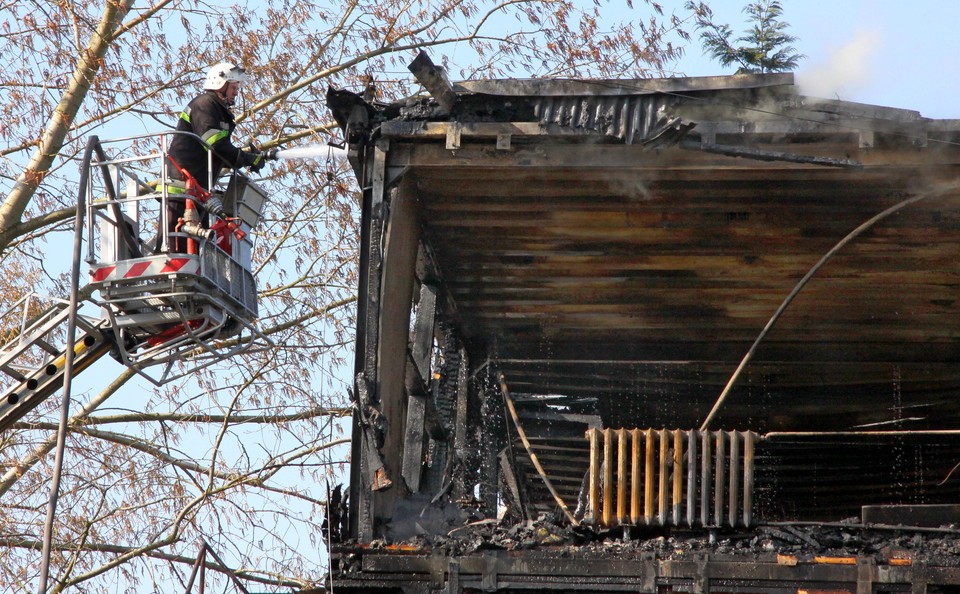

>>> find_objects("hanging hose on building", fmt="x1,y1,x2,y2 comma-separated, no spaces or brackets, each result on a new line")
700,181,960,431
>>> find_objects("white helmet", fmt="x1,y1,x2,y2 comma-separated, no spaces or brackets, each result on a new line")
203,62,248,91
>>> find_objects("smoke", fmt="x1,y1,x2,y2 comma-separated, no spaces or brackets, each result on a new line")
796,29,881,100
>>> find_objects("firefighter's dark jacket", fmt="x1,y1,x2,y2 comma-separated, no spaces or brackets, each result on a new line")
167,90,255,188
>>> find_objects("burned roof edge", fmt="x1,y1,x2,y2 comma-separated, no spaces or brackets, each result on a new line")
453,71,794,97
327,68,960,152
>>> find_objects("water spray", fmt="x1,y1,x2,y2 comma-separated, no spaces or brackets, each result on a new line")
272,144,347,161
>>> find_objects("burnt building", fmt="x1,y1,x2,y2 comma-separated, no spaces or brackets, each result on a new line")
323,55,960,593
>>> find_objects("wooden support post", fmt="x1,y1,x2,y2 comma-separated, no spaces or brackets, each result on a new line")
372,176,420,528
352,138,389,543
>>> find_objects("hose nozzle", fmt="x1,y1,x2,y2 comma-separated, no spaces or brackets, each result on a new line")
181,221,217,242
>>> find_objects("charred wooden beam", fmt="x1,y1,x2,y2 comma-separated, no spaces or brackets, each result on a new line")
410,283,437,382
388,141,914,171
351,138,389,542
680,138,863,168
480,378,504,515
498,446,531,522
862,504,960,527
353,373,391,492
381,120,613,140
370,177,422,532
451,345,471,501
456,71,794,95
335,547,960,593
408,51,458,114
401,391,427,493
403,356,447,435
401,276,442,493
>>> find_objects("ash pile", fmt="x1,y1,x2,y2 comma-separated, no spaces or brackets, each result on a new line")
382,506,960,566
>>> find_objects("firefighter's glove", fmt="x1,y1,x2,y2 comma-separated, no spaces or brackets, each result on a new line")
241,150,266,173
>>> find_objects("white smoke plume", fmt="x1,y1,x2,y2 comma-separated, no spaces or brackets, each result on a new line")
796,29,881,100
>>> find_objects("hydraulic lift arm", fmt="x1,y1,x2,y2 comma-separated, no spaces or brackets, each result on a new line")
0,296,114,433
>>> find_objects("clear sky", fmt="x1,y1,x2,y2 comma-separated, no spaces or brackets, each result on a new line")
673,0,960,119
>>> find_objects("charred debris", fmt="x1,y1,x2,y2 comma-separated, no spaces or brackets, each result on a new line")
323,52,960,592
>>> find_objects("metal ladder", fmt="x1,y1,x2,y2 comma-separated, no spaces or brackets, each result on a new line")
0,294,113,432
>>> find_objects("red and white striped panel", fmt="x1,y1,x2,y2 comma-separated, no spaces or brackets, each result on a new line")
90,256,199,283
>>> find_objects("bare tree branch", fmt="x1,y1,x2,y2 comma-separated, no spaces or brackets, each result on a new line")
0,0,134,251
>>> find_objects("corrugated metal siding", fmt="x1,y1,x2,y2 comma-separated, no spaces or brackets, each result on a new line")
532,94,682,144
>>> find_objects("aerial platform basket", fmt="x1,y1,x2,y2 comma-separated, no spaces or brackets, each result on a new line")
83,133,273,384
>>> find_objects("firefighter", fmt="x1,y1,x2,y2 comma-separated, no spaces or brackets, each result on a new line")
164,61,268,251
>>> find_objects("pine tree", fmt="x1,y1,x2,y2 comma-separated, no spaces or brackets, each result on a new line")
686,1,803,74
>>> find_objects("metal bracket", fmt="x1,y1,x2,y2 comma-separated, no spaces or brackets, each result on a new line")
693,554,710,594
371,139,389,215
446,123,462,150
857,557,875,594
445,559,460,594
640,552,657,593
481,553,498,592
429,554,445,588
